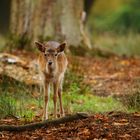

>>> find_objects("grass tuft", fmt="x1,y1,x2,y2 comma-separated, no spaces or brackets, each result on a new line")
121,88,140,111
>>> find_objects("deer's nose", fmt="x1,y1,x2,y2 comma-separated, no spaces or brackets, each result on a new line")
48,61,52,65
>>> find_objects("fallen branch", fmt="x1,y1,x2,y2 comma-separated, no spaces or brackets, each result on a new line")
0,113,89,132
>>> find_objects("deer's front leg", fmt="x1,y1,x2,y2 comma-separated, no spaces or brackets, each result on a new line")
53,81,59,118
44,82,50,120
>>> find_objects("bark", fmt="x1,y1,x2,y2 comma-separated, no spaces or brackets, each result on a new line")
9,0,91,49
0,113,89,132
10,0,18,34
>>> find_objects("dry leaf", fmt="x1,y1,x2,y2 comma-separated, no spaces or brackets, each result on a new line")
113,122,129,126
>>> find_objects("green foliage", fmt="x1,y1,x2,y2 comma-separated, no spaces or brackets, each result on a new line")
0,75,39,120
89,0,140,33
93,33,140,56
87,0,140,57
63,90,126,113
63,71,126,113
0,91,36,120
0,72,138,120
64,71,87,94
0,92,17,118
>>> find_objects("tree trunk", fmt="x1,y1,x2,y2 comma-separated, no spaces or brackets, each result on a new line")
10,0,91,49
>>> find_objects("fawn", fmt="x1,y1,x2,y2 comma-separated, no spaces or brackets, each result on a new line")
35,41,68,119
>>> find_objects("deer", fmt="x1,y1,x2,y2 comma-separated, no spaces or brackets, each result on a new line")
35,41,68,120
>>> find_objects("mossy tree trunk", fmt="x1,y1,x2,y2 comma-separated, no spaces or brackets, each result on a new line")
10,0,91,49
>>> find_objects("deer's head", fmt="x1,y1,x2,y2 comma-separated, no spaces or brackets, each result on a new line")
35,41,66,74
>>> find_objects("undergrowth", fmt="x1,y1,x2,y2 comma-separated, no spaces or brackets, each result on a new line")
0,71,138,121
0,75,41,120
120,85,140,112
88,0,140,34
63,71,126,114
93,33,140,57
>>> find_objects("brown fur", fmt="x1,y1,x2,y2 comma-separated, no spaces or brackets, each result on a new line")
35,41,68,119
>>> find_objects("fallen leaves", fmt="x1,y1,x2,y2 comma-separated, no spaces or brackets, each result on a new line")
1,53,140,97
113,119,129,126
119,133,131,139
0,52,140,139
78,128,90,136
0,112,139,139
113,122,129,126
70,56,140,96
134,112,140,117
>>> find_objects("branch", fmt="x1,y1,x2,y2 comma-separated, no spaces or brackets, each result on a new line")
0,113,89,132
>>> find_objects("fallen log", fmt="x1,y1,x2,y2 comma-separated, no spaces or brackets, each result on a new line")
0,113,89,132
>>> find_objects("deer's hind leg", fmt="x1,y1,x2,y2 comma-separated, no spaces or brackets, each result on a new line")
44,82,50,120
58,78,65,117
53,81,59,118
58,88,64,117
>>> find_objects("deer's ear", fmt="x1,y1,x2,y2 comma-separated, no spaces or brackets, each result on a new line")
35,41,45,52
57,42,66,53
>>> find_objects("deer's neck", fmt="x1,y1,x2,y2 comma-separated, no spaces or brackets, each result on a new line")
45,63,58,78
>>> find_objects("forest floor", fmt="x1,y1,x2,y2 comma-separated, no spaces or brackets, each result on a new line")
69,55,140,97
0,112,140,139
0,51,140,139
1,51,140,97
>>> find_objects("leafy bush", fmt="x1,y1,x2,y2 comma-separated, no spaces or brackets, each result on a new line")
91,0,140,33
